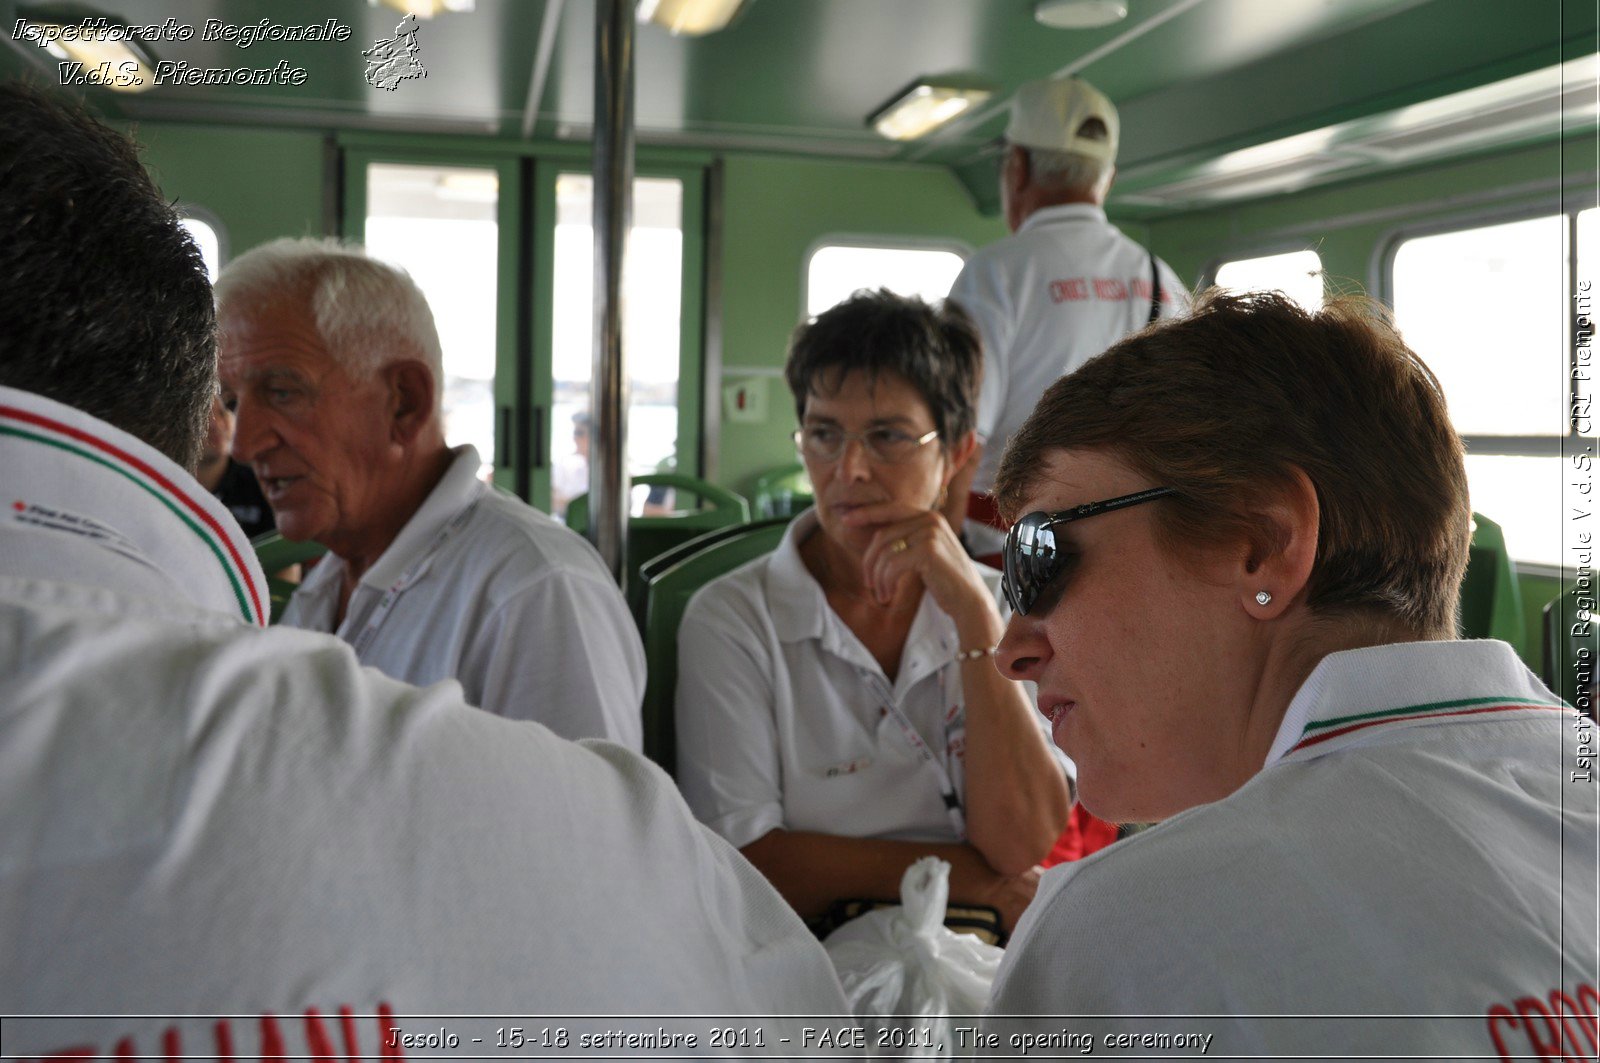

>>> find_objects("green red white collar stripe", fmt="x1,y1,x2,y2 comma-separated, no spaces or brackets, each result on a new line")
1289,695,1570,754
0,402,267,626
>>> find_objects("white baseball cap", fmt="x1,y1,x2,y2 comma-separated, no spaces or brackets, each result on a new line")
1005,77,1119,164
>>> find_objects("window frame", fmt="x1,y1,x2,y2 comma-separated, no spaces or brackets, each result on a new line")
1199,241,1325,296
338,140,709,511
544,164,704,498
1379,203,1588,575
1379,203,1579,457
800,234,972,321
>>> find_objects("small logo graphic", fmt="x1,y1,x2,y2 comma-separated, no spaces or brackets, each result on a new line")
363,13,425,91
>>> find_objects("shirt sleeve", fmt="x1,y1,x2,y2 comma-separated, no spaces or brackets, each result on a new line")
674,582,786,849
463,567,646,750
948,257,1015,445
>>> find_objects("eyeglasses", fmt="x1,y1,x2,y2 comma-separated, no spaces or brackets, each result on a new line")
793,425,940,465
1002,487,1177,616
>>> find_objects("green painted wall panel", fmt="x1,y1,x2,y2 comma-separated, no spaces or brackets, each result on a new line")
716,153,1005,493
130,122,327,258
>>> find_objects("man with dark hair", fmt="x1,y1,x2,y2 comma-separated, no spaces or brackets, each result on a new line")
946,76,1187,557
0,86,216,469
0,82,845,1056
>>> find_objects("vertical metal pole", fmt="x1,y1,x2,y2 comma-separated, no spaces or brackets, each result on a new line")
590,0,635,581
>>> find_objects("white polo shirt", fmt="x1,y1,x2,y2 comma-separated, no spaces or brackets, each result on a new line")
949,204,1187,497
676,509,1062,850
0,386,848,1055
983,640,1597,1058
284,445,644,749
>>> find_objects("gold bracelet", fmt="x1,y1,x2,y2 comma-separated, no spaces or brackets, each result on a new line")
956,646,997,661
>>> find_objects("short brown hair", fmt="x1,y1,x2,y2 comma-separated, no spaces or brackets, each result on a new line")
785,288,981,446
994,289,1470,638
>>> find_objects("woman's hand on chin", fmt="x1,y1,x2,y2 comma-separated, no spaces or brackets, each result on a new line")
843,500,995,619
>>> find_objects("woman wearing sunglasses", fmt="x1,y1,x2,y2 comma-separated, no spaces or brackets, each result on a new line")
676,289,1071,937
982,289,1592,1056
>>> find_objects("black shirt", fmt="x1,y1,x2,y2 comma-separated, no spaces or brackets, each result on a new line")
213,460,275,540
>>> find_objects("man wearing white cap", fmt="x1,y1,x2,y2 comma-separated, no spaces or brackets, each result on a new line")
946,76,1186,559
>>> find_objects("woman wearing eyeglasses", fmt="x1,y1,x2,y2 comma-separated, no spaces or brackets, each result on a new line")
675,289,1071,937
981,289,1593,1056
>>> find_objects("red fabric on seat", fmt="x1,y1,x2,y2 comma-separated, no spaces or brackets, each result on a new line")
1042,804,1120,867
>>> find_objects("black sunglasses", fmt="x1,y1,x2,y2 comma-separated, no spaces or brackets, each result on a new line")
1002,487,1177,616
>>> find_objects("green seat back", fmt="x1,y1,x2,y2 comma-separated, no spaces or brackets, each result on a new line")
1465,512,1523,653
1458,512,1524,653
565,473,750,535
250,531,328,624
751,463,814,519
1542,586,1596,711
565,474,752,605
629,515,790,629
640,519,789,771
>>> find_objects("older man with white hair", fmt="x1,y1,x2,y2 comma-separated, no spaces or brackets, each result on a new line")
216,238,644,746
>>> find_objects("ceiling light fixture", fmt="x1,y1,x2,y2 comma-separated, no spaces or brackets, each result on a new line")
14,11,155,93
869,81,994,141
1034,0,1129,30
636,0,747,37
371,0,475,20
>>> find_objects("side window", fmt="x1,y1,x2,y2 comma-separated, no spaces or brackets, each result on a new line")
805,242,966,318
549,173,685,519
364,163,501,480
1389,213,1580,566
1212,249,1324,311
179,216,222,282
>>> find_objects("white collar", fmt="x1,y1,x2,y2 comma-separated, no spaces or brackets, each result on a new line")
1018,202,1108,234
0,385,268,626
1264,640,1568,768
764,508,958,690
295,445,484,609
764,508,828,644
358,445,484,591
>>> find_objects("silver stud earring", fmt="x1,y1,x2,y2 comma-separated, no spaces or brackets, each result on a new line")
1255,590,1273,606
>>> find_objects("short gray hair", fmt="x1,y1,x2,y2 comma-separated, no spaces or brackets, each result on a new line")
1026,147,1112,199
215,237,443,393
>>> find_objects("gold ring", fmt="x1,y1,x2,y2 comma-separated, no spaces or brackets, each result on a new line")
890,538,909,554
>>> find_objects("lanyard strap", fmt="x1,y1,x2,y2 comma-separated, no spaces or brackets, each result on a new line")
349,500,479,657
879,676,966,839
